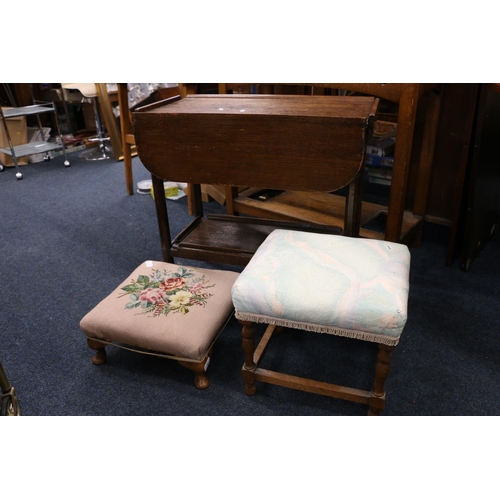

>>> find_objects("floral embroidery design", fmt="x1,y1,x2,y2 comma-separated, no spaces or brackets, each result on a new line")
118,267,214,317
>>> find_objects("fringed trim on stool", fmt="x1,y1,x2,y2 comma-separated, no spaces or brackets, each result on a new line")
234,311,400,347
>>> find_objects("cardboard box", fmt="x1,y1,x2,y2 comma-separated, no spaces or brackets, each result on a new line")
201,184,247,205
201,184,227,205
0,113,28,166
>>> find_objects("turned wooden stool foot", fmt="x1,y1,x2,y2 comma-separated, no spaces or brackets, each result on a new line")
368,344,395,416
87,338,107,365
242,372,257,396
240,320,257,395
178,357,211,389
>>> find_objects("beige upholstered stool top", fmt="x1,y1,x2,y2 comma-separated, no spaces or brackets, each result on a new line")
80,260,239,388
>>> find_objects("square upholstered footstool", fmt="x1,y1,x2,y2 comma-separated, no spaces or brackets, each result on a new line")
231,229,411,415
80,260,239,389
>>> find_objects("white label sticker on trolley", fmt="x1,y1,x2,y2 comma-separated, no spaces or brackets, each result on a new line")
146,260,153,267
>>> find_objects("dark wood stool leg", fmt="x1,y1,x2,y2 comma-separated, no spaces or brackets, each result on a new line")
178,355,211,389
368,344,395,416
240,320,257,396
87,338,107,365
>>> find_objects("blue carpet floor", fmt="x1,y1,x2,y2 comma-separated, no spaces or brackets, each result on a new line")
2,146,498,500
1,149,499,417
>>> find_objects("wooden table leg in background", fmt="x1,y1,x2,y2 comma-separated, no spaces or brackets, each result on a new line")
384,85,419,243
117,83,134,196
411,87,443,246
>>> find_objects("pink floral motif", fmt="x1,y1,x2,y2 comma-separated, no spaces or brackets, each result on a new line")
119,266,215,317
160,277,186,292
139,288,166,303
190,281,207,294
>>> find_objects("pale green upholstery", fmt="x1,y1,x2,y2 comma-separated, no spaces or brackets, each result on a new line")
232,229,411,345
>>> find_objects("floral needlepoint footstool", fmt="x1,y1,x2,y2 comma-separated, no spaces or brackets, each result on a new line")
80,260,239,389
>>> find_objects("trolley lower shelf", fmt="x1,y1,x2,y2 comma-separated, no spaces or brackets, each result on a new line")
0,140,64,159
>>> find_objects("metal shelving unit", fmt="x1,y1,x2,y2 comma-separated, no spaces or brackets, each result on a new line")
0,100,70,180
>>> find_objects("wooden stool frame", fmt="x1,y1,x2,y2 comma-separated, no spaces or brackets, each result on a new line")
86,337,214,389
85,305,234,389
240,322,395,415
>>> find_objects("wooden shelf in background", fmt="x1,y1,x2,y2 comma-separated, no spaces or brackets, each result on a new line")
233,189,422,243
